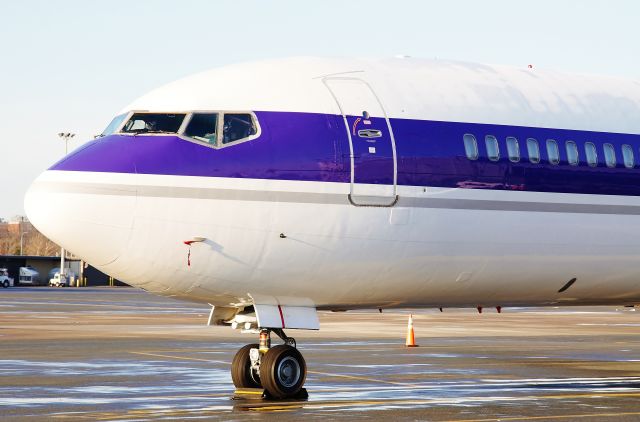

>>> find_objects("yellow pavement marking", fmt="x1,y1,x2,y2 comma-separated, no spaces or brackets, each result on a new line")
309,371,418,386
128,350,640,400
137,348,229,353
244,392,640,413
50,391,640,419
444,411,640,421
129,350,419,386
130,351,229,365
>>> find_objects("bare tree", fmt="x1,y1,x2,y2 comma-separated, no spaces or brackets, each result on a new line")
0,227,61,256
25,232,60,256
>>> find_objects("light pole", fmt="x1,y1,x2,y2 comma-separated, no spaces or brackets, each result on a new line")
57,132,76,284
57,132,75,155
20,231,29,256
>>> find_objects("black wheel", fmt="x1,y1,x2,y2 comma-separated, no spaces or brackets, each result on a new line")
2,280,8,288
259,344,306,399
231,343,261,389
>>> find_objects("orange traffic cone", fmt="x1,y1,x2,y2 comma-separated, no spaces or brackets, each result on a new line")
405,314,418,347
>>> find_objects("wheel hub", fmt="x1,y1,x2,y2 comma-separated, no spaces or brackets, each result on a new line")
276,356,300,388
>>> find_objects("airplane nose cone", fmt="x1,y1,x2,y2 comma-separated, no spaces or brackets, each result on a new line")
25,171,136,266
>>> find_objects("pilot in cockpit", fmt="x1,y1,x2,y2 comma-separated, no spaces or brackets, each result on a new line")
144,120,158,132
223,115,253,144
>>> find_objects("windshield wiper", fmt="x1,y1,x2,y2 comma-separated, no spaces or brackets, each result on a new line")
132,129,176,136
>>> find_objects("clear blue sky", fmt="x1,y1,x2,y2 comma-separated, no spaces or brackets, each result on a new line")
1,0,639,218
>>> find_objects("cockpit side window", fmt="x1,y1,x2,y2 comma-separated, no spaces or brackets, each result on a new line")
184,113,218,145
100,113,127,137
121,113,186,134
222,113,257,144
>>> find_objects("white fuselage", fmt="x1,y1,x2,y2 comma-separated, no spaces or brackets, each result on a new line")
25,57,640,311
26,170,640,309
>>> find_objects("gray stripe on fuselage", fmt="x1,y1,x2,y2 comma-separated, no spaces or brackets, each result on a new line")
33,181,640,215
401,196,640,215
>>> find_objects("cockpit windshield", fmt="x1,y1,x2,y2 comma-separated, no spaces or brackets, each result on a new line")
100,113,127,137
121,113,186,134
184,113,218,145
112,110,258,147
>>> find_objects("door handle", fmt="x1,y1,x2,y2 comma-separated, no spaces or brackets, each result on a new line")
357,129,382,138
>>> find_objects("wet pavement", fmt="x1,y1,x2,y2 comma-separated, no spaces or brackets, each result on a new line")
1,287,640,421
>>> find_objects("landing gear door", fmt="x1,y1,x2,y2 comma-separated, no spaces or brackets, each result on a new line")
323,78,398,207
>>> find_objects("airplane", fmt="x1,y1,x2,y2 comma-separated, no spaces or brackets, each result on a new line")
25,57,640,399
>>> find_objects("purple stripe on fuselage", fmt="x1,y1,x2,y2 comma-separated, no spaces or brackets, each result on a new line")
52,111,350,183
50,111,640,197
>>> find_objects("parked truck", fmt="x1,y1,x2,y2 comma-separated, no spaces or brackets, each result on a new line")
18,266,40,285
49,272,68,287
0,268,14,288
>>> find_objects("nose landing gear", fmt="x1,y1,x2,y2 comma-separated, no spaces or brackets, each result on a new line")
231,328,307,399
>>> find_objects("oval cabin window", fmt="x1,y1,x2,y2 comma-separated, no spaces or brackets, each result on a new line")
527,138,540,163
566,141,579,166
622,144,635,168
463,134,478,160
506,137,520,162
485,135,500,161
603,143,616,168
546,139,560,165
585,142,598,167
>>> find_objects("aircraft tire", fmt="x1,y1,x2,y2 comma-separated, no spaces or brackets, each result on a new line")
259,344,306,399
231,343,261,389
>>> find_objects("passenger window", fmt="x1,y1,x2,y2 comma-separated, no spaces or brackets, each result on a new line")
463,134,478,160
506,137,520,162
222,114,257,144
622,144,635,168
526,138,540,163
585,142,598,167
566,141,579,166
185,113,218,145
485,135,500,161
603,143,616,168
546,139,560,165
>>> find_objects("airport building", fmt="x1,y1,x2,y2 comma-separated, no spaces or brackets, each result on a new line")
0,255,127,286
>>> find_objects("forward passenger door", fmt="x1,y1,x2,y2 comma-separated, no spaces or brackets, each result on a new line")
323,77,398,206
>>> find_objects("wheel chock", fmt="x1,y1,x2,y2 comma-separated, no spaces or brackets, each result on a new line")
263,388,308,401
232,388,265,400
232,388,309,401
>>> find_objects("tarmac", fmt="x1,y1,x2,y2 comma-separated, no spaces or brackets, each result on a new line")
1,287,640,421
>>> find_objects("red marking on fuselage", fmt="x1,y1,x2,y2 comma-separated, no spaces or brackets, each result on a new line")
352,117,361,135
277,305,285,328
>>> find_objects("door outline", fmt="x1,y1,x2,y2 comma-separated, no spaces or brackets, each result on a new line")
322,76,398,207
